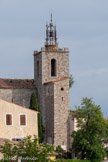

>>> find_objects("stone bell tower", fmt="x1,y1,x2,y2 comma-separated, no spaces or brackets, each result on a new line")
34,14,69,150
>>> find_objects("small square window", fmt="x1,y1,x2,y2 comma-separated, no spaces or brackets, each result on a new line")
6,114,12,125
20,115,26,126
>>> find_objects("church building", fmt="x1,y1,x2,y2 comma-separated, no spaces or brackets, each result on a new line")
0,15,70,151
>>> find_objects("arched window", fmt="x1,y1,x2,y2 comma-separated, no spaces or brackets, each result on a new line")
37,61,39,78
51,59,56,76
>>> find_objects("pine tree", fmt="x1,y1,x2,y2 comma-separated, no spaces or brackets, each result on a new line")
30,93,44,143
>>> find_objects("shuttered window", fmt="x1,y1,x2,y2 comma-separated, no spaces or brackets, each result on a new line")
20,115,26,126
6,114,12,125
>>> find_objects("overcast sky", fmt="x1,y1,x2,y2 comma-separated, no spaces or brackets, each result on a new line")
0,0,108,117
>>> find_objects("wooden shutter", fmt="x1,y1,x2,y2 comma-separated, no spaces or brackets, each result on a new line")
6,114,12,125
20,115,26,125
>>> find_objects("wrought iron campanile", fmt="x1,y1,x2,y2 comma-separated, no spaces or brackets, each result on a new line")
45,14,58,51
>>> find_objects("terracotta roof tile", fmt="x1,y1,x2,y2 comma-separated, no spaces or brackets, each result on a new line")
0,78,35,89
44,77,69,84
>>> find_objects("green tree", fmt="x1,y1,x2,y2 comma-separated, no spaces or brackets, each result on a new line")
69,75,74,89
30,93,44,143
0,136,54,162
0,140,13,162
105,147,108,158
56,145,64,159
29,93,39,111
71,97,108,162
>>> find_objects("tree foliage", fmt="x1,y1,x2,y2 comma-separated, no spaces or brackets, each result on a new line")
69,75,74,89
55,145,64,159
0,140,17,161
30,93,44,143
56,160,90,162
30,92,39,111
0,136,54,162
71,97,108,162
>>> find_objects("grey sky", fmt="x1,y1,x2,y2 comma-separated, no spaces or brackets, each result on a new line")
0,0,108,116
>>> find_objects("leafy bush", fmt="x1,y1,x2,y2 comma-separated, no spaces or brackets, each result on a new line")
0,136,54,162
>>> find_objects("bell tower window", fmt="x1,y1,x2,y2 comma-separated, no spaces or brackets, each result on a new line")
51,59,56,76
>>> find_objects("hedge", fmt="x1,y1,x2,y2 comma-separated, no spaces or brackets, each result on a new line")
55,160,90,162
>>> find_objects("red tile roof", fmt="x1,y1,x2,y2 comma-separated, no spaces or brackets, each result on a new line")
0,78,35,89
44,77,69,84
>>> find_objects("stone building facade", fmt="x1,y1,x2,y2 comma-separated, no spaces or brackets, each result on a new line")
0,15,70,151
34,48,70,149
0,99,38,140
0,79,36,108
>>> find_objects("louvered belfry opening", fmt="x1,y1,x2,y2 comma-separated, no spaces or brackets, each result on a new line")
20,115,26,125
6,114,12,125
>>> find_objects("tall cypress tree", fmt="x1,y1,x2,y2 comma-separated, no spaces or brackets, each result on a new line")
30,93,44,143
30,93,39,111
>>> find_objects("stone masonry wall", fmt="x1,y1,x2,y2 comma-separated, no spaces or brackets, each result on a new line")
44,83,54,144
34,51,46,125
34,48,70,150
54,79,69,150
0,89,36,108
0,89,12,102
42,48,69,84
